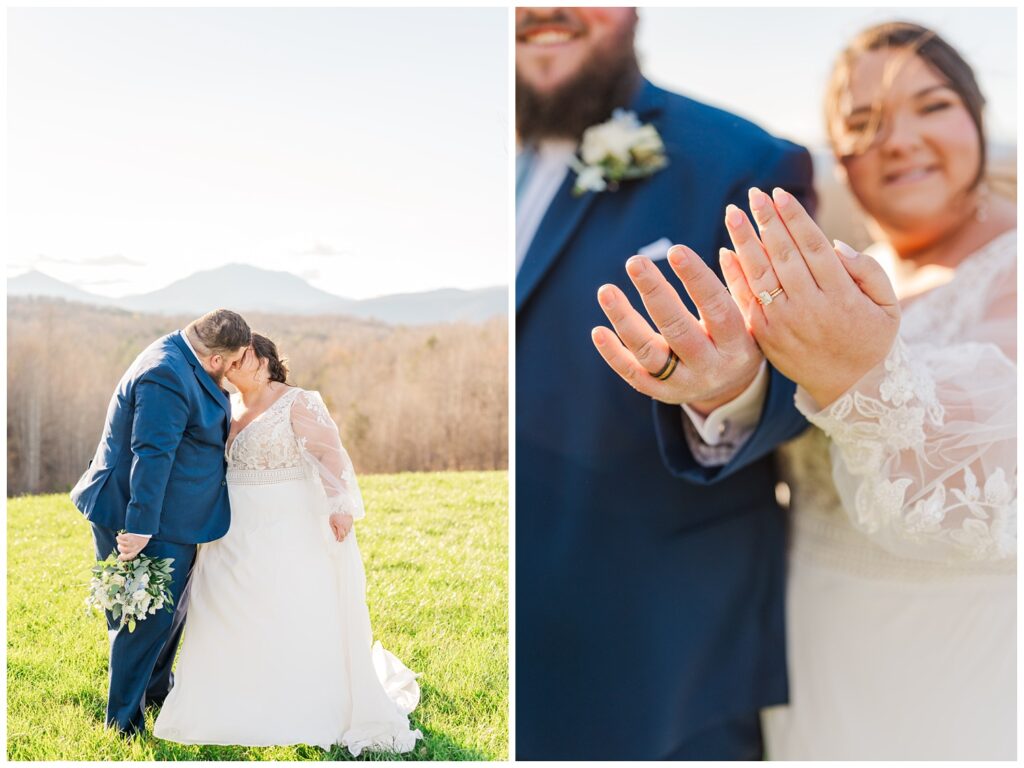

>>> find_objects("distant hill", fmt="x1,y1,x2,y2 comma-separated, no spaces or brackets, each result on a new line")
355,286,509,325
8,270,118,307
116,264,357,316
7,264,507,325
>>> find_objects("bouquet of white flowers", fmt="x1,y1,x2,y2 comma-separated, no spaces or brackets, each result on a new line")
86,546,175,633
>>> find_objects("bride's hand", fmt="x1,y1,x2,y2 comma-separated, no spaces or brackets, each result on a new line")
591,246,764,414
329,513,354,542
721,186,900,408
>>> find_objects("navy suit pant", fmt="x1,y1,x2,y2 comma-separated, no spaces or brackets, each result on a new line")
91,524,196,735
662,712,764,760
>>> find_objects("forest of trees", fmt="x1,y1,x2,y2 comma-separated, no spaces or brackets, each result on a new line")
7,299,508,496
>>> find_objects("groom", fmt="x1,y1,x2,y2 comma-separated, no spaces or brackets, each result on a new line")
516,8,815,760
71,309,251,736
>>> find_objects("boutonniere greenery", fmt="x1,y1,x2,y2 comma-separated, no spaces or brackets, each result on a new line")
571,109,669,196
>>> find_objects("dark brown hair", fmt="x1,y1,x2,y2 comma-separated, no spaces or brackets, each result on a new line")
825,21,987,187
250,333,289,384
186,309,251,356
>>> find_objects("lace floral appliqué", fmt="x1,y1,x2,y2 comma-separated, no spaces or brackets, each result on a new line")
803,338,1015,562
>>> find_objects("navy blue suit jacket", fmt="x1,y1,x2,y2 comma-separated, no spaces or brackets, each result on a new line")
71,331,232,545
516,80,813,759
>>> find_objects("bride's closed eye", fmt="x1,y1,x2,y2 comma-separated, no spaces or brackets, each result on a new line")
920,98,954,114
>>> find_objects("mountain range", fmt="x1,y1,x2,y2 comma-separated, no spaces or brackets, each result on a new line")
7,264,507,326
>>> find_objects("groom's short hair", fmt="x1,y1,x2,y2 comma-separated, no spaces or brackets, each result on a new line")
186,310,252,356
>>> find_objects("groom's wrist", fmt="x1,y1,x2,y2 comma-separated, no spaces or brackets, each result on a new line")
681,361,768,444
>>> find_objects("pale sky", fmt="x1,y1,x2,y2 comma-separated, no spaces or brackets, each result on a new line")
7,7,508,299
637,6,1016,150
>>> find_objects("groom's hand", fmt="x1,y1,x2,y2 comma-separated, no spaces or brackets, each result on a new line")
329,513,354,542
116,532,150,561
592,247,763,414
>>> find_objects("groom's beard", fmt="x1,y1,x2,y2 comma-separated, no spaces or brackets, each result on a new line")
516,37,641,144
205,362,230,388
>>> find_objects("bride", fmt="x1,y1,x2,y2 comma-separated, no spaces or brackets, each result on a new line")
153,334,422,754
594,22,1014,759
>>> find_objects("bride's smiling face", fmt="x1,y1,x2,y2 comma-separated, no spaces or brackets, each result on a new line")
832,48,982,234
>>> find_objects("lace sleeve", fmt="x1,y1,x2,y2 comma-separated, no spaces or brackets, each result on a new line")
290,389,365,520
797,270,1016,563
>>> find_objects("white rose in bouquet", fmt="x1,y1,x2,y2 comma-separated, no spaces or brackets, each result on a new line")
87,543,175,633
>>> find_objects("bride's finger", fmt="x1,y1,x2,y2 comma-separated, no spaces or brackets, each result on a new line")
591,326,674,400
747,187,817,297
719,248,761,331
833,241,899,311
597,283,672,375
771,187,854,292
725,204,783,305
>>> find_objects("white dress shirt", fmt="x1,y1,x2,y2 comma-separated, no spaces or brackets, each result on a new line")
516,140,577,270
680,361,768,466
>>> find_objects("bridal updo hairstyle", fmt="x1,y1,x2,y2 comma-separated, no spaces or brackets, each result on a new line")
187,309,252,356
250,333,290,384
824,21,987,187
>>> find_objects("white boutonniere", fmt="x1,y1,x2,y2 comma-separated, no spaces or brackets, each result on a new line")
571,109,669,196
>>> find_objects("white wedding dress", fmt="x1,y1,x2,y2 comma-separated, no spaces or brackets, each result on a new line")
762,231,1017,760
154,387,422,754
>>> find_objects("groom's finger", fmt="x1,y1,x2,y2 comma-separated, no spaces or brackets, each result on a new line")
591,326,675,400
666,245,747,352
624,256,712,367
597,284,672,375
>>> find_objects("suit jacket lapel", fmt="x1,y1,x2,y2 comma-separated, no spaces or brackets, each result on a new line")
171,331,232,431
516,78,668,313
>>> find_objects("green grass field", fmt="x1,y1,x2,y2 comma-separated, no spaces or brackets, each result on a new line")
7,470,507,761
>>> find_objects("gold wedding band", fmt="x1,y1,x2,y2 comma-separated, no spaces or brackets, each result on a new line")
653,351,679,381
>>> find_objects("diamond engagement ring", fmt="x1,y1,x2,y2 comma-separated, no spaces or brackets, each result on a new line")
756,287,785,305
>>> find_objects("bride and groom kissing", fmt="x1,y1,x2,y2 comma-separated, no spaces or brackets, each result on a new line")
516,7,1015,761
71,310,421,754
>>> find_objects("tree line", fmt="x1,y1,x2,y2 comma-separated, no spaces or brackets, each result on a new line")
7,299,508,496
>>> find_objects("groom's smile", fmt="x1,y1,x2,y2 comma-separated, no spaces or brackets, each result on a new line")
515,7,637,95
516,12,585,48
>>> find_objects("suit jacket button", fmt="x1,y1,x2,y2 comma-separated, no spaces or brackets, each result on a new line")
222,480,227,486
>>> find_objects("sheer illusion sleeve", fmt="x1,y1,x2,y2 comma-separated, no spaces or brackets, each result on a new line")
290,389,366,520
796,252,1016,563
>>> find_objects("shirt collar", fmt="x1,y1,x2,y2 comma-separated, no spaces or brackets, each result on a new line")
181,329,202,363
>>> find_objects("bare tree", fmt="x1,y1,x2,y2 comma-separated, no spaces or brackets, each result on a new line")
7,299,508,495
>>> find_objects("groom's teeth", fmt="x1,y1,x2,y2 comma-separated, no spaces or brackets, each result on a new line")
526,30,574,45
